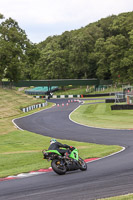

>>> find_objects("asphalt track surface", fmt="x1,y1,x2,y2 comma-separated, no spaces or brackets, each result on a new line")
1,99,133,200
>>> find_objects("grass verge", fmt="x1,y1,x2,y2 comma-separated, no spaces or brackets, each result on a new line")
0,88,53,135
83,100,105,103
70,102,133,129
54,86,122,95
99,193,133,200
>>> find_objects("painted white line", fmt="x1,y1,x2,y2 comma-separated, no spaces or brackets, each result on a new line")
12,119,24,131
29,172,45,175
17,172,46,177
6,172,47,180
69,105,126,161
85,146,126,163
17,173,31,177
12,102,56,131
7,176,18,178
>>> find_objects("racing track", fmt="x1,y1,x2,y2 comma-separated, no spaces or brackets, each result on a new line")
1,99,133,200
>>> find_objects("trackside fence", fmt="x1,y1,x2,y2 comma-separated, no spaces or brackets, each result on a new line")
21,102,47,112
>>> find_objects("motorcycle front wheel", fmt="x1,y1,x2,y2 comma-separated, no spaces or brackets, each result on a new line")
78,158,87,171
51,159,67,175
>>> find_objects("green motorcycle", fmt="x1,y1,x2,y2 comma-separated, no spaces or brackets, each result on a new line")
42,148,87,175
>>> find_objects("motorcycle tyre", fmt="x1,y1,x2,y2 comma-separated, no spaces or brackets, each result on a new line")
78,158,87,171
51,159,67,175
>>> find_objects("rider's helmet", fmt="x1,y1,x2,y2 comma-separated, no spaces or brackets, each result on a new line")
50,138,57,144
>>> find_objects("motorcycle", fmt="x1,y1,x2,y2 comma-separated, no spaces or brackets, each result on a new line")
42,147,87,175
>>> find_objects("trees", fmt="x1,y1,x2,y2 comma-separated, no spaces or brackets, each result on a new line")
0,11,133,84
94,38,110,80
0,38,7,82
0,14,40,84
0,14,6,83
69,34,89,78
23,43,40,80
94,35,129,83
107,35,129,83
33,38,69,79
126,30,133,83
0,17,30,83
29,11,133,84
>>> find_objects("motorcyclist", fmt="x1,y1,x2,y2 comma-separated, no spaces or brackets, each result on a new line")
48,138,75,158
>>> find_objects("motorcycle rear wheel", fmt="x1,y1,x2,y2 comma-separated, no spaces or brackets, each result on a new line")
78,158,87,171
51,159,67,175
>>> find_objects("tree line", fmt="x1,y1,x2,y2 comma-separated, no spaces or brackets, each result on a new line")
0,14,40,84
0,11,133,84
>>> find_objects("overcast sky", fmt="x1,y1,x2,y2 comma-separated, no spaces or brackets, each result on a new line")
0,0,133,43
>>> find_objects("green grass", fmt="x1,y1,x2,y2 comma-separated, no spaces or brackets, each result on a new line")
99,193,133,200
0,88,53,134
54,86,122,95
0,130,121,178
70,103,133,129
83,99,105,103
54,86,88,95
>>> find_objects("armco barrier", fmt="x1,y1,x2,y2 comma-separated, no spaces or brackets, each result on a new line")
111,104,133,110
53,94,81,98
105,98,126,103
34,95,81,99
34,93,114,99
82,93,115,97
21,102,47,112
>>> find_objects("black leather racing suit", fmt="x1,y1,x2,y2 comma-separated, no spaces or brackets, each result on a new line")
48,142,71,156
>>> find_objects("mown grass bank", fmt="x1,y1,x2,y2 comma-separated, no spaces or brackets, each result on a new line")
0,88,50,135
70,102,133,129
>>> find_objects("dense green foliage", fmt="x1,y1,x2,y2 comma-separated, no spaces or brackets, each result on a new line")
35,11,133,84
0,14,40,84
0,12,133,84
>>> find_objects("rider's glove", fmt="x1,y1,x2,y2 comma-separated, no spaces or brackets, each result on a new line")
69,146,75,151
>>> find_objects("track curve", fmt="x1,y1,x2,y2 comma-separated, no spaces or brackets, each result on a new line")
1,99,133,200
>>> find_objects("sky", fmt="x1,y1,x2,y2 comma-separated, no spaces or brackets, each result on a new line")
0,0,133,43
